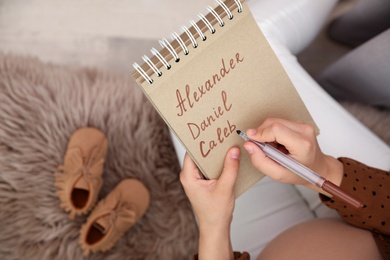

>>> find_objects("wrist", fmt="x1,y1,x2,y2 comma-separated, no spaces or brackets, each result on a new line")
199,223,233,260
199,221,232,245
196,212,233,231
322,155,343,186
199,218,232,236
303,155,343,196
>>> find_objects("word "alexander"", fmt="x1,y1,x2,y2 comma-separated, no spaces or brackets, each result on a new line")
175,52,244,117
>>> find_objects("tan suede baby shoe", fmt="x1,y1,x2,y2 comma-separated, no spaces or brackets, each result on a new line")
79,179,150,256
55,127,108,219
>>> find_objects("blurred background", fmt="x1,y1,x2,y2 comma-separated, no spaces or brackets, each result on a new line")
0,0,353,75
0,0,212,73
0,0,388,141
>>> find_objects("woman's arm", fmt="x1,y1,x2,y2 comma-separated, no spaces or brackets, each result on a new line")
180,147,240,260
243,118,344,197
320,157,390,236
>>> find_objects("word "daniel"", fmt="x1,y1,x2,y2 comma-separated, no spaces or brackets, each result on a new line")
175,52,244,117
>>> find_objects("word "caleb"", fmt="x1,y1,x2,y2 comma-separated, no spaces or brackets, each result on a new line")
199,120,236,158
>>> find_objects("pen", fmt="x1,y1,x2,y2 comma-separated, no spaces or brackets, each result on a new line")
236,130,363,209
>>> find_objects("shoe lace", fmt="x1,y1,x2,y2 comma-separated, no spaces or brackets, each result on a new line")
81,146,99,176
108,197,136,235
67,145,103,187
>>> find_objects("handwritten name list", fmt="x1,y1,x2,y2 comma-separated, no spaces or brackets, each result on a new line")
175,52,244,158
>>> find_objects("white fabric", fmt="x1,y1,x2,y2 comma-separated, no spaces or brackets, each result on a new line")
247,0,338,55
169,0,390,258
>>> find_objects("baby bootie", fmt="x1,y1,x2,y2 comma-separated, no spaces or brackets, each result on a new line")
55,127,108,219
79,179,150,256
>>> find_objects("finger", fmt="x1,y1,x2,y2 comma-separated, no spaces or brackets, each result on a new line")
261,118,305,132
180,153,202,185
246,119,299,144
243,141,294,183
216,147,240,193
250,121,312,157
248,118,315,140
260,118,315,135
244,142,303,184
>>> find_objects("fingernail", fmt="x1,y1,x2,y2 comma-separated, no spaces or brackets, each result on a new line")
244,143,254,154
230,148,240,159
247,129,256,136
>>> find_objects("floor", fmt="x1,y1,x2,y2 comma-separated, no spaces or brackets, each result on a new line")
0,0,211,73
297,0,390,145
297,0,355,78
1,0,389,144
0,0,354,74
0,0,357,75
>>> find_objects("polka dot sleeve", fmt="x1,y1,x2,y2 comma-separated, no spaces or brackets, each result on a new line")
319,157,390,259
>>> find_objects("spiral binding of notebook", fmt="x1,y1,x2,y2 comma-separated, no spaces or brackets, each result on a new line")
132,0,243,85
130,0,319,196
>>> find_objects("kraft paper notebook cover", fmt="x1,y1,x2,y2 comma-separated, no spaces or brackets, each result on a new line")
131,0,317,196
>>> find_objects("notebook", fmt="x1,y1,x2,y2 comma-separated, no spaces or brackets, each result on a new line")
131,0,317,196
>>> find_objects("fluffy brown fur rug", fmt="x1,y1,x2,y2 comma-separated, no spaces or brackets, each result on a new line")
0,53,198,260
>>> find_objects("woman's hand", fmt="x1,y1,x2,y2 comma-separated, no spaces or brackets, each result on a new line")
243,118,343,192
180,147,240,260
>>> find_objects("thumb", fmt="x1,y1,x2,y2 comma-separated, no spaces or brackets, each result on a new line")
217,147,240,193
